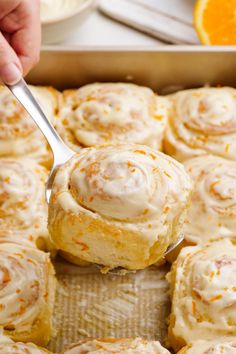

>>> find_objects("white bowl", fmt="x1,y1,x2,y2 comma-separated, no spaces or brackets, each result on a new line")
41,0,96,44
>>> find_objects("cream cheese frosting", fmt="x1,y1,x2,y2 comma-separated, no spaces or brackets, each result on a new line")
164,87,236,161
49,144,192,269
57,83,169,151
0,243,52,333
0,342,48,354
180,339,236,354
0,158,51,250
0,85,57,165
40,0,86,22
0,333,50,353
63,338,171,353
184,155,236,245
169,239,236,346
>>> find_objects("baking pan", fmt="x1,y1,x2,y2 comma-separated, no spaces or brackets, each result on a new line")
26,47,236,353
28,46,236,92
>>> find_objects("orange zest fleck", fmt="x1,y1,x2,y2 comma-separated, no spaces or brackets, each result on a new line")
142,208,149,215
192,300,196,315
164,171,171,178
209,294,222,302
127,161,132,168
73,238,89,251
210,271,215,281
134,149,146,155
150,153,156,160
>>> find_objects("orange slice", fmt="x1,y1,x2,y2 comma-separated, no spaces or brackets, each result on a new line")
194,0,236,44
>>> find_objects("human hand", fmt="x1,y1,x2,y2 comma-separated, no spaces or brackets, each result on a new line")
0,0,41,85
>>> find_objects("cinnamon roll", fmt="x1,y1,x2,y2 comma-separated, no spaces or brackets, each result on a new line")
56,83,169,151
0,243,56,346
0,157,52,251
164,87,236,161
48,144,192,270
168,239,236,352
178,339,236,354
62,338,171,353
0,334,51,353
0,85,59,167
184,155,236,245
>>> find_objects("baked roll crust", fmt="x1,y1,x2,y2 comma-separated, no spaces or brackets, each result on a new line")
178,339,236,354
0,334,51,353
168,240,236,352
62,338,171,353
0,85,59,167
0,243,56,346
49,144,192,270
0,157,52,251
184,155,236,245
164,87,236,161
56,83,169,151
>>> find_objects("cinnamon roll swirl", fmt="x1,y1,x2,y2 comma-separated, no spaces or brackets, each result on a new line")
48,144,192,270
164,87,236,161
0,243,56,346
184,155,236,245
168,240,236,352
0,85,59,167
56,83,169,151
0,158,52,251
62,338,171,353
178,339,236,354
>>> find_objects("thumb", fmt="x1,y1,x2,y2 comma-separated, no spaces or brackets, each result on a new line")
0,32,22,85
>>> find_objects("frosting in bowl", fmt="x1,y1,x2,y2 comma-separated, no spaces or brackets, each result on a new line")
40,0,87,22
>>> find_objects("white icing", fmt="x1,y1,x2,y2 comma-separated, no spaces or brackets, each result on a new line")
0,158,49,248
57,83,169,151
0,342,47,354
0,243,50,333
165,87,236,161
40,0,86,22
170,240,236,344
184,155,236,244
64,337,170,353
0,85,56,163
183,339,236,354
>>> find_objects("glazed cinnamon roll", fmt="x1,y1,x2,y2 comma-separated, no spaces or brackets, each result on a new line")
0,157,52,251
62,338,171,353
168,239,236,352
164,87,236,161
0,85,59,167
0,243,56,346
56,83,169,151
0,334,51,353
184,155,236,245
48,144,192,270
178,340,236,354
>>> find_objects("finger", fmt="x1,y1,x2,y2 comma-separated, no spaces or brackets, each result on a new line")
10,0,41,75
0,0,21,20
0,31,22,85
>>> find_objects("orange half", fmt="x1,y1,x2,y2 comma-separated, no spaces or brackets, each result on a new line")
194,0,236,44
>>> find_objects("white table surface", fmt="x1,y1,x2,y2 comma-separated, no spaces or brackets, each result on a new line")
58,7,165,46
